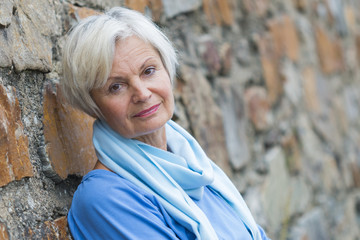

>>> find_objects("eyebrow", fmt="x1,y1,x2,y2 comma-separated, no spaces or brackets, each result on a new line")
107,57,157,81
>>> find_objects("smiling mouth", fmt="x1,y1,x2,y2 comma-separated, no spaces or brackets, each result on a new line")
133,103,161,118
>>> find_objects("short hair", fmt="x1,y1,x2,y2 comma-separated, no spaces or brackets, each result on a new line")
61,7,177,118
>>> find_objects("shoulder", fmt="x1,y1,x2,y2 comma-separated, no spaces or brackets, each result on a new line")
70,169,162,216
67,170,182,240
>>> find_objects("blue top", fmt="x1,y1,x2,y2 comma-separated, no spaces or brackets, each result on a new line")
68,170,269,240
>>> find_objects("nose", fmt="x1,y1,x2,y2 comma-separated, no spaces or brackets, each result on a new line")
131,79,152,103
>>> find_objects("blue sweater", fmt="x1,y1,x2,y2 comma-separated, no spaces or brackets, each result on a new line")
68,170,269,239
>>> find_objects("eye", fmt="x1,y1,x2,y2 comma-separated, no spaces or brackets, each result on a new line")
143,67,155,76
109,83,123,93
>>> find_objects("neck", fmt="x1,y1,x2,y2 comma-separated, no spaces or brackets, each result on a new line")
133,126,167,150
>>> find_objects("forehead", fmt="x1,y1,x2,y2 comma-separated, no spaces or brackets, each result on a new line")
114,36,159,60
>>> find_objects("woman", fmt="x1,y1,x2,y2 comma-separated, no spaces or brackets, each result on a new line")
62,7,269,240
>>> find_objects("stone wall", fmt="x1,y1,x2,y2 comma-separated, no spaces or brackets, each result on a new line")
0,0,359,239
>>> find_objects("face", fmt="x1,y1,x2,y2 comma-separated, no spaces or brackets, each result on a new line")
91,36,174,141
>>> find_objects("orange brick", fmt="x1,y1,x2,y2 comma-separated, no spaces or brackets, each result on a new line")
148,0,163,22
315,26,344,74
344,6,356,32
244,86,270,131
268,15,299,62
256,33,283,105
68,4,101,20
43,83,96,180
0,84,33,187
43,216,70,240
203,0,234,25
302,67,320,113
281,133,302,174
125,0,148,13
0,222,9,240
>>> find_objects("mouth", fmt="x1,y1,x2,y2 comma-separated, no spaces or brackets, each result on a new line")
133,103,161,118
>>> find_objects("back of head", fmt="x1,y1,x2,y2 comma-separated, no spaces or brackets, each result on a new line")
61,7,177,118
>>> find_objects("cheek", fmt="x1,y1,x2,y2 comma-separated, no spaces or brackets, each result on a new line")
101,99,127,118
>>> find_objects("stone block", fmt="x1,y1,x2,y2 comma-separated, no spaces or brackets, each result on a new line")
261,147,291,234
217,79,250,170
289,208,330,240
356,35,360,65
68,4,101,20
288,176,311,216
344,6,356,32
0,29,12,68
350,161,360,188
0,222,9,240
281,133,302,174
0,84,33,187
43,216,70,240
242,0,269,17
293,0,308,11
267,15,300,62
197,36,221,77
162,0,202,18
125,0,148,13
302,67,320,113
75,0,123,9
41,83,97,181
282,60,302,105
244,86,270,131
219,42,232,76
203,0,234,26
19,0,60,36
148,0,163,22
256,33,283,105
6,4,53,72
176,65,232,175
321,154,343,194
0,0,13,27
315,26,344,74
328,194,360,239
343,86,360,123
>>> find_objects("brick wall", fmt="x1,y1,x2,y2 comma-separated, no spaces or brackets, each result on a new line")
0,0,359,239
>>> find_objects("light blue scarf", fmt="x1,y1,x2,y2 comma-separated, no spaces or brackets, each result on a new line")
93,119,261,240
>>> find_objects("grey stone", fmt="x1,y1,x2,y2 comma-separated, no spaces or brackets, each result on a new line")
327,0,348,36
261,147,291,235
344,85,360,123
19,0,60,36
289,208,330,240
177,65,232,175
8,6,53,72
282,60,302,105
162,0,202,18
243,187,267,228
289,176,311,216
69,0,124,9
0,29,12,68
326,194,360,240
0,0,13,27
320,154,343,194
297,16,317,65
217,79,250,170
297,114,327,187
235,39,252,66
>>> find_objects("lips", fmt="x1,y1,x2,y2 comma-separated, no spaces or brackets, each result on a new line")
133,103,161,118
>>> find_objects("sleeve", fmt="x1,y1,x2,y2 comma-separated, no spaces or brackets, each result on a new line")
67,173,186,240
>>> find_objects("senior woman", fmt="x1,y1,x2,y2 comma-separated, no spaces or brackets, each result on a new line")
62,7,269,240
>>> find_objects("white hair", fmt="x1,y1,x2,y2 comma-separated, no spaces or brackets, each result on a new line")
61,7,177,117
